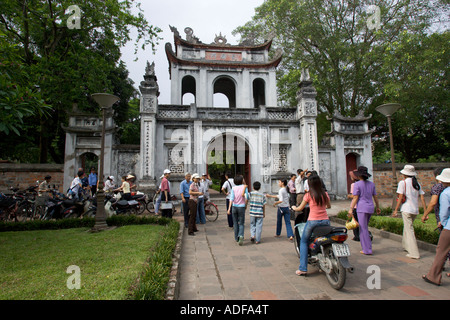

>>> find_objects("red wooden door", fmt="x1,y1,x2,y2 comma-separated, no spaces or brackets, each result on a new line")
346,153,357,194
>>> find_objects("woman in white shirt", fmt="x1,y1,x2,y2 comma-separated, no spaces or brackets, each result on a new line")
104,176,115,192
393,165,426,259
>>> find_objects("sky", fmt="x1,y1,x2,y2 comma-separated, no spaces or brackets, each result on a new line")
120,0,265,104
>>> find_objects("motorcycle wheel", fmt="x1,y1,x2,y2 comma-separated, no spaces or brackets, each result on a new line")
323,246,346,290
85,208,96,218
294,227,301,258
136,200,146,215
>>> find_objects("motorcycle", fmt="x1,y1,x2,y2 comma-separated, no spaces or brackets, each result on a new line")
293,208,354,290
130,192,147,214
84,193,139,217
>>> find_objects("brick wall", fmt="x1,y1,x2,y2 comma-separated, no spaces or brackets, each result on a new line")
373,163,449,197
0,163,64,193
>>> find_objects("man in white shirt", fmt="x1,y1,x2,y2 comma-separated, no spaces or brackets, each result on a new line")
221,171,235,228
69,171,84,200
295,169,306,205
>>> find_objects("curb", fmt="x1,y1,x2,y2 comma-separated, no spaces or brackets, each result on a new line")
164,221,184,300
330,216,438,253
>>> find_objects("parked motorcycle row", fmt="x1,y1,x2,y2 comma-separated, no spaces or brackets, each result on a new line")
0,184,151,222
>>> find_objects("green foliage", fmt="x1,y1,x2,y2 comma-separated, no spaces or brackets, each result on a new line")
131,221,180,300
0,214,172,232
235,0,449,162
0,224,168,299
0,215,180,299
119,97,141,145
0,0,161,162
337,209,440,245
0,32,50,135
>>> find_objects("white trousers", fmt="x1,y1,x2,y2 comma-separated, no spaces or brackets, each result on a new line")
401,212,420,259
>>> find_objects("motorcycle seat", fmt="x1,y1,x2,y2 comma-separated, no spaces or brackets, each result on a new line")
117,200,129,207
311,226,333,238
63,200,75,206
311,226,347,238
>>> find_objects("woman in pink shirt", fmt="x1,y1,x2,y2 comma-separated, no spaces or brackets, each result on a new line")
227,175,249,245
291,175,331,276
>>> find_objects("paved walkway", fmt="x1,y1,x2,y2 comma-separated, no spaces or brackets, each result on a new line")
173,197,450,300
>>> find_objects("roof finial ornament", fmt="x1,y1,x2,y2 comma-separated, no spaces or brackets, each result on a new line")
214,32,227,45
184,27,200,44
300,68,310,82
145,61,155,77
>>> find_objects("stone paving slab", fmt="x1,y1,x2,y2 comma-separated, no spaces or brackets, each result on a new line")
175,198,450,300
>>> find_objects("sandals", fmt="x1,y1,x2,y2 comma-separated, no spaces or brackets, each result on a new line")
422,275,440,286
295,270,307,276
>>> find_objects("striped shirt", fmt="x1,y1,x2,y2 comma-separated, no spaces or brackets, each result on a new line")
248,191,267,217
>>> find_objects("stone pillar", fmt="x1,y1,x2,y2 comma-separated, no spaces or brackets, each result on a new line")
297,69,320,172
139,61,159,192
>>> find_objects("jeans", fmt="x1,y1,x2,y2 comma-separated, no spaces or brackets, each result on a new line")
276,207,294,238
250,216,264,242
226,199,233,227
231,206,246,241
196,197,206,224
299,219,330,272
155,194,161,213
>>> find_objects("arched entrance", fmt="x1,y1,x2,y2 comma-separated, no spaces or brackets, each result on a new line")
206,133,251,190
80,152,99,174
345,152,358,194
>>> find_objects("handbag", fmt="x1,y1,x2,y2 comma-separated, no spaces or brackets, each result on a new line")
397,180,406,203
345,217,359,230
161,201,173,210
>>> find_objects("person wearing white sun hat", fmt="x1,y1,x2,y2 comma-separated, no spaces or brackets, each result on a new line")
393,164,427,259
423,168,450,285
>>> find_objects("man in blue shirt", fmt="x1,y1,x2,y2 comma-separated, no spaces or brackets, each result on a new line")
88,167,98,196
180,173,192,228
423,168,450,286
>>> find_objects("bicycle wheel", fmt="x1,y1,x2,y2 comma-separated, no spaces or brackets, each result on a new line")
205,202,219,222
33,205,45,220
16,202,32,222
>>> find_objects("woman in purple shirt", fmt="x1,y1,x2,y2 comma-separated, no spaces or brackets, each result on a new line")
348,166,381,255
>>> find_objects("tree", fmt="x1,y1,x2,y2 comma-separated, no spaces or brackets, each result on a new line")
0,32,49,136
370,31,450,163
0,0,161,163
234,0,448,161
235,0,440,114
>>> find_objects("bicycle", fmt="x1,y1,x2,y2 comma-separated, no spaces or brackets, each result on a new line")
204,199,219,222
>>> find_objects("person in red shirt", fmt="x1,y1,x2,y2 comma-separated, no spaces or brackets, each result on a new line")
160,169,172,218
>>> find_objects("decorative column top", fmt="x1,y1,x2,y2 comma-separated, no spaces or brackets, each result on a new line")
139,61,159,96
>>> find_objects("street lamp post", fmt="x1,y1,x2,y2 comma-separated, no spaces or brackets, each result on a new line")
91,93,120,231
375,103,402,210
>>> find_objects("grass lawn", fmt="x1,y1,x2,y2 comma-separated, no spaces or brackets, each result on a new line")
0,224,165,300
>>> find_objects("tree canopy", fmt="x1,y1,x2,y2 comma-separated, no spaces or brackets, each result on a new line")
0,0,161,163
234,0,449,162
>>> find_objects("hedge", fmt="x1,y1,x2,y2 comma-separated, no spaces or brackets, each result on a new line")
337,210,440,245
0,215,172,232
